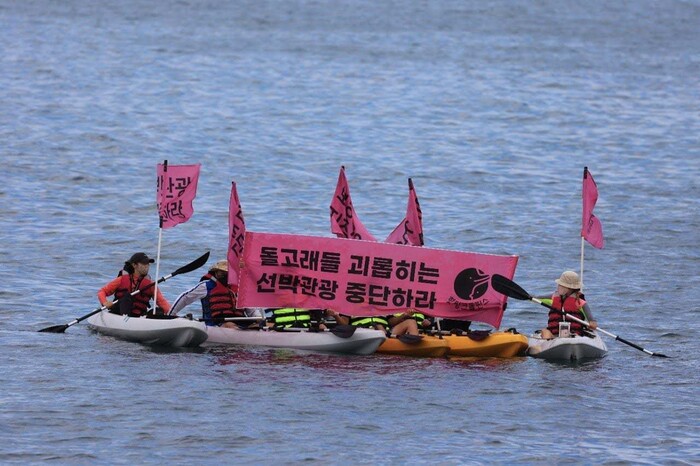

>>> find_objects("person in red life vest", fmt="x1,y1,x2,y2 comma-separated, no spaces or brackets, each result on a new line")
97,252,171,316
539,271,598,339
169,260,249,328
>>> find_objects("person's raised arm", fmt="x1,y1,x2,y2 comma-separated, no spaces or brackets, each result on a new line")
169,282,207,315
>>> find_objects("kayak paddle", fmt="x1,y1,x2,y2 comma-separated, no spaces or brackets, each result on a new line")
39,251,211,333
491,274,668,358
328,324,357,339
202,317,266,323
396,334,424,344
267,324,358,338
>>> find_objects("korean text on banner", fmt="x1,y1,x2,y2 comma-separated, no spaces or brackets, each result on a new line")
237,232,518,328
385,178,424,246
156,163,201,229
227,181,245,288
329,166,377,241
581,167,605,249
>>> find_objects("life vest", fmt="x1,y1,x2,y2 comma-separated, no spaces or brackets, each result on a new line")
200,274,241,326
350,316,389,329
545,294,588,336
269,308,312,328
114,273,154,317
392,311,426,326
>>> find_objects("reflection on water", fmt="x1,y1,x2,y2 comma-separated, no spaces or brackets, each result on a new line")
447,356,528,371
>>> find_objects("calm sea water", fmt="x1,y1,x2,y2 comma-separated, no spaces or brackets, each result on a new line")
1,0,699,464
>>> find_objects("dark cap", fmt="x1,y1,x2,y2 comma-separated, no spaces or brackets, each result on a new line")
128,252,155,264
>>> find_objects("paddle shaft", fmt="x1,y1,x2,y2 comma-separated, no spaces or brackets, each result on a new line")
202,316,336,323
200,318,356,338
272,324,358,338
266,326,352,335
201,312,343,323
200,317,265,322
39,252,210,333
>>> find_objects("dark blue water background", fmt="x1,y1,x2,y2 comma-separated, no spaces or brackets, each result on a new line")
1,1,698,464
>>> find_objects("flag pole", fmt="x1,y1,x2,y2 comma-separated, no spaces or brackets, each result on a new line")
580,165,605,292
580,236,585,292
580,166,587,292
153,218,163,314
152,160,167,314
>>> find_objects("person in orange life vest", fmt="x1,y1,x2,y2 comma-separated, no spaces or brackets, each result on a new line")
169,260,245,328
97,252,171,316
540,271,598,339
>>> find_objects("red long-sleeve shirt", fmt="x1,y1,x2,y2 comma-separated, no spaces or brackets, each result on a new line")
98,276,171,313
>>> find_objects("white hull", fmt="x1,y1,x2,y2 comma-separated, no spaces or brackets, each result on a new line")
527,333,608,361
87,310,208,348
204,326,386,355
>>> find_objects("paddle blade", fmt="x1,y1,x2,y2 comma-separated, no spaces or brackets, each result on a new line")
38,324,69,333
330,324,357,339
653,353,669,358
172,251,210,277
491,274,532,301
397,334,423,344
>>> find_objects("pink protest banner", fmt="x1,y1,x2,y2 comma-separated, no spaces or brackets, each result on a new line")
237,232,519,328
385,178,424,246
156,162,201,229
329,166,377,241
581,167,604,249
227,181,245,288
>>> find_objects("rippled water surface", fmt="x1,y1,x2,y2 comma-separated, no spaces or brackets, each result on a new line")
1,0,699,464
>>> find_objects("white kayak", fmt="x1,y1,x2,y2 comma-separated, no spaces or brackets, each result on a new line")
527,332,608,361
204,326,387,355
87,310,208,348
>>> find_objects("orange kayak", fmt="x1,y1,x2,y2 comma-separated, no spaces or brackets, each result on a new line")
377,335,450,357
442,331,529,358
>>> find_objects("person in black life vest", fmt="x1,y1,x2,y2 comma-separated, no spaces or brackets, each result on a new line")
539,271,598,339
169,260,246,328
97,252,171,316
435,318,471,335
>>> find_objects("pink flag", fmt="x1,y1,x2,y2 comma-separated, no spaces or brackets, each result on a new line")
385,178,424,246
227,181,245,289
156,162,200,229
329,166,377,241
238,231,519,328
581,167,604,249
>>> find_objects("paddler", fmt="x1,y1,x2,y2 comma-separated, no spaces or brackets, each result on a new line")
539,271,598,339
97,252,171,316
